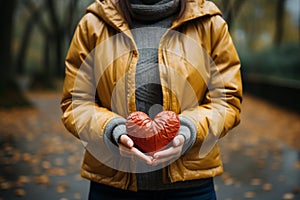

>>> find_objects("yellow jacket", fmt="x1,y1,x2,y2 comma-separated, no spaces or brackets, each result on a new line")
61,0,242,191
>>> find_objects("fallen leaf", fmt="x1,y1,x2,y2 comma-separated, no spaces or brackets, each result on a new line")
56,182,69,194
42,161,52,169
74,193,81,199
48,168,67,176
262,183,272,191
0,181,12,190
33,175,50,185
16,176,31,187
221,172,234,186
15,189,26,197
22,153,32,163
68,155,79,165
294,161,300,170
224,178,234,186
221,172,231,181
282,193,294,200
244,191,256,198
250,178,262,186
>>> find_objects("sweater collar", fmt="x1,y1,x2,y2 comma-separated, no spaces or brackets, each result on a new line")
130,0,180,22
87,0,222,33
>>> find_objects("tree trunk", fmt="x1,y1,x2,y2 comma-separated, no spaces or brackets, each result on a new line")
0,0,31,107
274,0,286,46
16,9,40,75
65,1,79,39
0,0,16,88
44,34,51,76
46,0,65,77
54,30,65,77
221,0,245,31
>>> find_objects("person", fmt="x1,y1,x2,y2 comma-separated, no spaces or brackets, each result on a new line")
60,0,243,199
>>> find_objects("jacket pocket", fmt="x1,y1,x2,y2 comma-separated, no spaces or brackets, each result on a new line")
82,150,118,177
182,144,222,170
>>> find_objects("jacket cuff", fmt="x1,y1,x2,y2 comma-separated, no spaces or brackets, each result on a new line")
103,117,126,151
178,125,191,141
179,116,197,154
112,124,126,144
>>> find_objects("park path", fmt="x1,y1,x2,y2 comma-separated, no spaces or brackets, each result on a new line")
0,91,299,200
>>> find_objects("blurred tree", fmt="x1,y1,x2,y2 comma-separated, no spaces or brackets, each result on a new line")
14,0,88,89
274,0,286,46
0,0,17,84
46,0,66,77
0,0,30,107
220,0,246,30
44,0,86,78
16,0,42,75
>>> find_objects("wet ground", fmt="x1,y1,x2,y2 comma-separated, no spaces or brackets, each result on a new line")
0,91,299,200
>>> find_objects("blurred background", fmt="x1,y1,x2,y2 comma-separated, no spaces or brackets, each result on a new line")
0,0,299,199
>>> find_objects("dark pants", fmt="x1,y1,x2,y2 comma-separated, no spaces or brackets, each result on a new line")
88,179,217,200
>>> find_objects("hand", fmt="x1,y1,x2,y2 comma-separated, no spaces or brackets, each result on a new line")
119,135,153,165
152,135,185,166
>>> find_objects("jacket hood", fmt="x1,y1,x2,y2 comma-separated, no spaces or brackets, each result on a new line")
86,0,222,32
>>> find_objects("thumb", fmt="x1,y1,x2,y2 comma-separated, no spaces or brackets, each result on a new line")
173,135,185,147
120,135,134,148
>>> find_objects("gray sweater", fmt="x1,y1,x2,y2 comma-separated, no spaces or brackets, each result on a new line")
105,0,206,191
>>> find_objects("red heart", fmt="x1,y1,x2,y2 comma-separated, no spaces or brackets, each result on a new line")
126,111,180,153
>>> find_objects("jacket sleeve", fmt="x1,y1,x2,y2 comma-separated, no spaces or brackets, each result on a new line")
180,15,242,157
60,15,123,147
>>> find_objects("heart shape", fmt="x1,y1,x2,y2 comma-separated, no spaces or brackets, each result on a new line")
126,111,180,153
